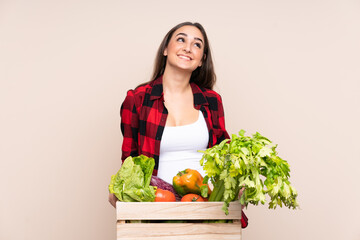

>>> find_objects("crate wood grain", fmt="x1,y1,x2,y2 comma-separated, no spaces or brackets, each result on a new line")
116,202,242,240
117,223,241,240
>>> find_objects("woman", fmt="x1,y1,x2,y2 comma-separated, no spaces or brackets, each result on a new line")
109,22,229,206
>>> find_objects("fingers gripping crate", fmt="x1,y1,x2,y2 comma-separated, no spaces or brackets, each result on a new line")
116,201,242,240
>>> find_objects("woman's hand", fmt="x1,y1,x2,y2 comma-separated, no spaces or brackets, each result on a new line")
108,193,118,208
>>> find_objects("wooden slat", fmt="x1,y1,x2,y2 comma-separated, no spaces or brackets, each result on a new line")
117,223,242,240
116,202,242,220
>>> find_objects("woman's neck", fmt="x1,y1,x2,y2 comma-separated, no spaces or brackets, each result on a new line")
162,68,192,94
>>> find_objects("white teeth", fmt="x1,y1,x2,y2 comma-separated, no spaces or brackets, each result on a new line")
179,55,191,60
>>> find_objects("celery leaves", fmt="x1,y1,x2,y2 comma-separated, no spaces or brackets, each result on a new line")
200,130,299,214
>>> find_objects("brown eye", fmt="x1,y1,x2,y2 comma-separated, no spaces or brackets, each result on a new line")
194,42,202,48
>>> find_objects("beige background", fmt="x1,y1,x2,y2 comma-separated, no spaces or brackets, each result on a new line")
1,0,359,239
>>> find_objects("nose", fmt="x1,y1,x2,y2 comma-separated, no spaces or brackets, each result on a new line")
183,43,191,53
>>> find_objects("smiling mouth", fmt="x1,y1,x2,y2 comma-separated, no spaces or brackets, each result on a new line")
178,55,192,60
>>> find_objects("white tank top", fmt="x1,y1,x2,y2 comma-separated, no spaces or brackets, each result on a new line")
157,111,209,184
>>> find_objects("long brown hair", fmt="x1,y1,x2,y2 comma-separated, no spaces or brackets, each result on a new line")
139,22,216,90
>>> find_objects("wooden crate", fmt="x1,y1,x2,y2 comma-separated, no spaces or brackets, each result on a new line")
116,201,242,240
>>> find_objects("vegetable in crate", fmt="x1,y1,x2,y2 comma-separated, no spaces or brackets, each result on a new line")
172,169,211,197
181,194,206,202
200,130,299,214
150,175,181,201
154,188,176,202
108,155,156,202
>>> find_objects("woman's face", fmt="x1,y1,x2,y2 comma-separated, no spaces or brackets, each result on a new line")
164,25,205,73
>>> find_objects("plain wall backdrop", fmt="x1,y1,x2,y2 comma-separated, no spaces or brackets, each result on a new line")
1,0,359,239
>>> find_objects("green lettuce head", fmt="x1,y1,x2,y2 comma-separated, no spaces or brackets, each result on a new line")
108,155,156,202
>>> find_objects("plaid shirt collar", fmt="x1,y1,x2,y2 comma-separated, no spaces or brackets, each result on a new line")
149,75,209,107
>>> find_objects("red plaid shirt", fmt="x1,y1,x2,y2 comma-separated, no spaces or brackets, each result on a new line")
120,75,230,175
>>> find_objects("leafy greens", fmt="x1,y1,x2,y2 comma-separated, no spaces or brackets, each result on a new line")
200,130,299,214
108,155,156,202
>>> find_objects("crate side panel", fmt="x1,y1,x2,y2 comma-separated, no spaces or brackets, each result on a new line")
116,202,242,220
117,223,242,240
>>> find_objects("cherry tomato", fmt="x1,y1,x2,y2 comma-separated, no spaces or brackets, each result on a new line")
155,188,176,202
181,194,205,202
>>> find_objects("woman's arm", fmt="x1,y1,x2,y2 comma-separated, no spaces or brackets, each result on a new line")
216,94,230,141
120,90,140,160
208,92,230,145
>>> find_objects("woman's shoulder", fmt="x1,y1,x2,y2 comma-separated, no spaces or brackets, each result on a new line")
196,85,224,103
202,87,221,96
125,81,153,97
122,81,157,109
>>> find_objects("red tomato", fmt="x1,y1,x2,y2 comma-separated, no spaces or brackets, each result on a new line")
181,194,205,202
155,188,176,202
